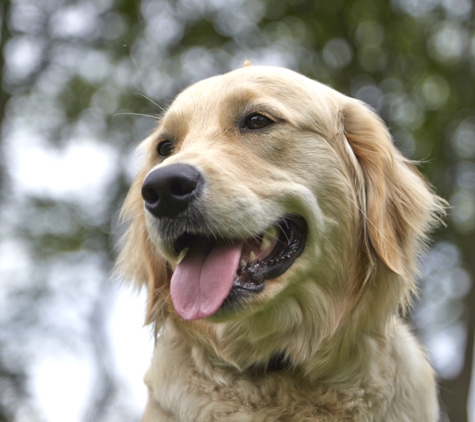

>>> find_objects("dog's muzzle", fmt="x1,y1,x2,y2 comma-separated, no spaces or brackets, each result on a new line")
140,163,307,321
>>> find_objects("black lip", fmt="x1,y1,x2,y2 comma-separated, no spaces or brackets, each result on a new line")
220,216,307,311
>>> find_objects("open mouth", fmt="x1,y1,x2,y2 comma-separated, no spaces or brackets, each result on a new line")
169,216,306,321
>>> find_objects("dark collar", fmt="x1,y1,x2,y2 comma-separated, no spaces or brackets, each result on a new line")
267,352,292,371
249,352,292,373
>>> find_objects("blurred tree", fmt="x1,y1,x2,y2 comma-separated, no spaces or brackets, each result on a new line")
0,0,473,421
0,2,10,191
0,2,27,420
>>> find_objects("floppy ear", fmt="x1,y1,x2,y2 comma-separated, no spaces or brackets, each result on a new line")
341,100,445,277
115,166,172,326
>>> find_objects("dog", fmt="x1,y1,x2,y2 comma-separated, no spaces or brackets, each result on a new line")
116,64,445,421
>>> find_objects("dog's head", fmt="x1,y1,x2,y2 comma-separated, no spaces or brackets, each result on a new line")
117,66,444,370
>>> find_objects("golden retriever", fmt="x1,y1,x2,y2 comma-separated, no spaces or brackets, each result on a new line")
117,64,445,421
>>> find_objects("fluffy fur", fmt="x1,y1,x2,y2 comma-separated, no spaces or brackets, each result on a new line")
116,66,445,421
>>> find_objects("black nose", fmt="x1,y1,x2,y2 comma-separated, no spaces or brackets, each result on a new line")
141,164,204,218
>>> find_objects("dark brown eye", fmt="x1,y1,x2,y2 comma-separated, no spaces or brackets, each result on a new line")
157,140,174,157
246,114,273,130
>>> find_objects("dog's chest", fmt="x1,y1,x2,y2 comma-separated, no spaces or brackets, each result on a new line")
144,338,375,422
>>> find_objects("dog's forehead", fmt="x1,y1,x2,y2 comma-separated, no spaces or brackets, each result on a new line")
173,67,315,106
161,66,345,135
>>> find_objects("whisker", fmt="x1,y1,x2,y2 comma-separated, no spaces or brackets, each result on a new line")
135,92,166,112
279,223,291,244
113,112,159,120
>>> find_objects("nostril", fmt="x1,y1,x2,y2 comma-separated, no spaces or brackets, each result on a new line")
170,178,197,197
142,186,159,204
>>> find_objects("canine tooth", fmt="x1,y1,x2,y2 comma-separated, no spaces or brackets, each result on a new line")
261,226,278,250
249,251,257,262
268,226,278,239
261,236,271,250
240,259,247,267
177,247,189,264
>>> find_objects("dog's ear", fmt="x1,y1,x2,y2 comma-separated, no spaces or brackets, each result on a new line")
243,59,253,67
115,166,172,325
341,100,445,277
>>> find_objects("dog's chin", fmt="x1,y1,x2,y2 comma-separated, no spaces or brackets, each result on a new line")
160,215,307,320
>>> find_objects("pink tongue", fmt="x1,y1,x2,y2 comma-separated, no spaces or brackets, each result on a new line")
170,240,243,320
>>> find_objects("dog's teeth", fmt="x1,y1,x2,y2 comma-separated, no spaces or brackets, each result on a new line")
177,247,189,264
240,259,246,267
261,226,278,250
269,225,279,239
261,236,271,250
249,251,257,262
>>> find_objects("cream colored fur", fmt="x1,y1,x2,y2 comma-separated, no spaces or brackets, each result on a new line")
116,66,445,421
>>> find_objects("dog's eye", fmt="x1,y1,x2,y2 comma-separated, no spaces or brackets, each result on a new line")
246,114,273,130
157,140,174,157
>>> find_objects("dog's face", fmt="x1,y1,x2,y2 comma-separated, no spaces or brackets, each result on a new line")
118,66,442,369
135,67,361,321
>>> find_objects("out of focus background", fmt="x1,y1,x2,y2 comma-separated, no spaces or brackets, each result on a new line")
0,0,474,420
